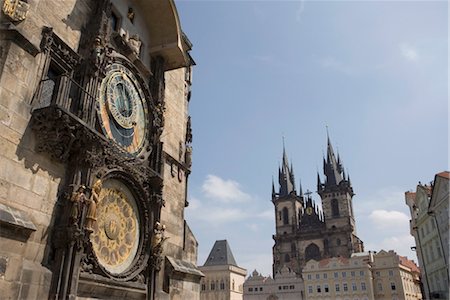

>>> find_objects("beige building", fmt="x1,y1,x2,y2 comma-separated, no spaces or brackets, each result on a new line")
199,240,247,300
303,250,422,300
405,171,449,300
0,0,201,299
243,266,305,300
372,250,422,300
303,254,375,300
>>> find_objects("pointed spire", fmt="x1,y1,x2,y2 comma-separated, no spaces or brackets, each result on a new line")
299,179,303,197
278,139,295,197
272,177,276,197
317,172,322,192
323,130,343,188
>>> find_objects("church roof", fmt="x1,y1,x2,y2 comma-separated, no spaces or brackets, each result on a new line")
203,240,238,267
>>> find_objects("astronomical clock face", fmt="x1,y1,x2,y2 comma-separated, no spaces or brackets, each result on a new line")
97,63,148,154
91,179,140,275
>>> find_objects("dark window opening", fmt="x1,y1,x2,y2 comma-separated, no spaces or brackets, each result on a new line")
40,64,63,107
282,207,289,225
331,199,340,217
285,254,290,262
111,11,120,31
305,243,321,262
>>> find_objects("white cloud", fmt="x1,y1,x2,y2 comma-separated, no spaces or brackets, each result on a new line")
202,174,252,203
188,197,201,211
400,43,419,61
368,209,410,230
365,234,418,262
355,187,406,215
187,205,248,225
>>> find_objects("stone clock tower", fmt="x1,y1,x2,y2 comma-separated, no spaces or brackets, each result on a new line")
0,0,201,299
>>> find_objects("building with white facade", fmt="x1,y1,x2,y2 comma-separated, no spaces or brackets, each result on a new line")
199,240,247,300
244,266,304,300
303,251,422,300
405,171,449,299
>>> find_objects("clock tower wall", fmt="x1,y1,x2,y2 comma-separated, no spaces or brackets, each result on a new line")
160,67,192,258
0,0,200,299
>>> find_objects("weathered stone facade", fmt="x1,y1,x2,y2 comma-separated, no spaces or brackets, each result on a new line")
0,0,201,299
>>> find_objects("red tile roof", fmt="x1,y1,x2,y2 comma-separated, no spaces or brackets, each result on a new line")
399,255,420,274
318,257,349,267
436,171,450,179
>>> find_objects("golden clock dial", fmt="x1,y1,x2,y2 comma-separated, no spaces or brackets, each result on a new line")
97,63,148,154
306,207,313,215
91,179,140,274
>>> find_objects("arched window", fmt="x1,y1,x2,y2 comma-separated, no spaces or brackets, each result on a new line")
331,199,340,217
305,243,321,262
285,254,291,262
282,207,289,225
336,238,341,246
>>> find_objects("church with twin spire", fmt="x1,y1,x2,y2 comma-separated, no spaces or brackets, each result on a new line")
271,135,364,277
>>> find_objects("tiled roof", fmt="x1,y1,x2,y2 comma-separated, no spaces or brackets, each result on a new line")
318,256,349,267
203,240,238,267
399,255,420,274
436,171,450,179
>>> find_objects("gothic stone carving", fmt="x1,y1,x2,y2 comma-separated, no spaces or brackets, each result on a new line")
2,0,29,22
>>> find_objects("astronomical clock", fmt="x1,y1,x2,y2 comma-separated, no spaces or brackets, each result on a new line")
24,0,197,298
97,63,149,154
30,11,166,298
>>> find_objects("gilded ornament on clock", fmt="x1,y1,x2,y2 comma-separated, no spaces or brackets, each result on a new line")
97,63,149,154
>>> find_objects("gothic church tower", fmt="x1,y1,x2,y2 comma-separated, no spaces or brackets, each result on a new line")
271,135,363,278
317,135,364,258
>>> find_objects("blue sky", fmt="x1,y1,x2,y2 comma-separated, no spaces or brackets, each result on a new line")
176,0,448,276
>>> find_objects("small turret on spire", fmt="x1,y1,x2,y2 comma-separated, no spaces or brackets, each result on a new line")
278,139,296,197
299,179,303,197
272,177,276,198
317,172,322,192
323,131,344,188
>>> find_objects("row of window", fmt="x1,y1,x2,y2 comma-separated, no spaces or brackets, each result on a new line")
306,270,365,280
308,282,367,293
374,270,394,277
278,285,296,290
247,285,296,293
201,282,226,291
376,282,396,291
